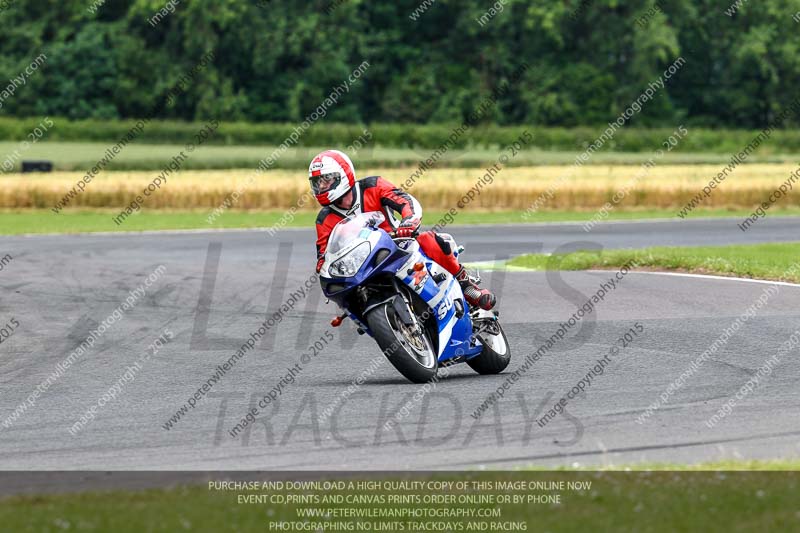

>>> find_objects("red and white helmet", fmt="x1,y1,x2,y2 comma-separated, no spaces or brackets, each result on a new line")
308,149,356,205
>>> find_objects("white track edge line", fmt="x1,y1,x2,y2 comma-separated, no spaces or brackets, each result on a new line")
589,269,800,288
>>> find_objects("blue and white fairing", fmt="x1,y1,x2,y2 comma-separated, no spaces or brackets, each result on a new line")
392,239,479,361
319,212,482,364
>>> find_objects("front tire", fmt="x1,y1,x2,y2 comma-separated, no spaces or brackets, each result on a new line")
366,303,438,384
467,321,511,375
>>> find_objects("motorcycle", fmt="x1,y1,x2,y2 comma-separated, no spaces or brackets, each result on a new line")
319,211,510,383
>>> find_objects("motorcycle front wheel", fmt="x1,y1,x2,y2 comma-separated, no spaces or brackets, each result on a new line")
366,302,438,383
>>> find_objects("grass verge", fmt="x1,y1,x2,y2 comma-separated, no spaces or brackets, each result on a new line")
5,118,800,153
0,465,797,532
582,459,800,471
507,242,800,283
519,459,800,471
1,207,799,235
3,141,800,171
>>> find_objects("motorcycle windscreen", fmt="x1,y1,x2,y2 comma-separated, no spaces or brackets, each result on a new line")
326,211,386,255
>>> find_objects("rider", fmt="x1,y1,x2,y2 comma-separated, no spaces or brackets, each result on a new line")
309,149,496,310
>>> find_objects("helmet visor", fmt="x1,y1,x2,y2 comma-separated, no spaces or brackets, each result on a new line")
310,172,342,196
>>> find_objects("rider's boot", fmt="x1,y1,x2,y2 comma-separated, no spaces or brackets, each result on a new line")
456,266,496,311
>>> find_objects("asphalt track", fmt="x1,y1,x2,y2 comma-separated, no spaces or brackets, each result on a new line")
1,216,799,476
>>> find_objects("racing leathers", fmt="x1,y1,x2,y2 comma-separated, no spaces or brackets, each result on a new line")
315,175,496,310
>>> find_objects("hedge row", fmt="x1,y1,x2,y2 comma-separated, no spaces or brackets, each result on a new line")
2,117,800,153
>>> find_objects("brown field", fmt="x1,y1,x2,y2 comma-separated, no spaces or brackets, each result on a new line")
4,164,798,211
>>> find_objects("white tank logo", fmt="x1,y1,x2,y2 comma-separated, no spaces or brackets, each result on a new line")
437,296,453,319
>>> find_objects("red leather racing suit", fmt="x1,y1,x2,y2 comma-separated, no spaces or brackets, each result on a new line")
315,175,460,275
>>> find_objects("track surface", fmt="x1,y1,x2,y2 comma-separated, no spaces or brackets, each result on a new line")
1,217,799,472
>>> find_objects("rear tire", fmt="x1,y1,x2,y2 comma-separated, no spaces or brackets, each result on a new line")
366,303,438,384
467,322,511,375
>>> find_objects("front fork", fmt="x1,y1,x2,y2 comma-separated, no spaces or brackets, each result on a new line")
392,279,424,332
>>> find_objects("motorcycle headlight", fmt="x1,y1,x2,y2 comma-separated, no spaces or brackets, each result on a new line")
329,242,372,277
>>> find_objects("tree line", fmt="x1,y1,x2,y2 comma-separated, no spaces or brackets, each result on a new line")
1,0,798,129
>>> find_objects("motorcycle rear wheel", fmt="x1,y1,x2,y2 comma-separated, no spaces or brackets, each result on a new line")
366,302,438,384
467,321,511,375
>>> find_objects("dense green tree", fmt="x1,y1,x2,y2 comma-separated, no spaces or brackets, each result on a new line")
0,0,798,128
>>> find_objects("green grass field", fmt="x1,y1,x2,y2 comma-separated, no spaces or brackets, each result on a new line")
3,141,800,171
2,207,799,235
575,459,800,471
1,466,797,532
507,242,800,283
